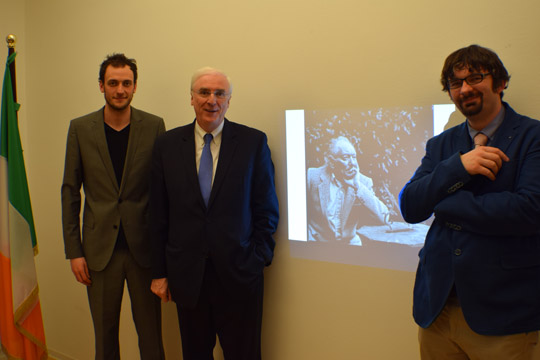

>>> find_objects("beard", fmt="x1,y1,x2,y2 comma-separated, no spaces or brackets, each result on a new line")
456,91,483,117
104,94,133,112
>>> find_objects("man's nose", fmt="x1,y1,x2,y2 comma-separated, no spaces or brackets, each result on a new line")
207,93,218,103
460,81,474,94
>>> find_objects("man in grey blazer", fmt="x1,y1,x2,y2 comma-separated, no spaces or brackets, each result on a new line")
61,54,165,359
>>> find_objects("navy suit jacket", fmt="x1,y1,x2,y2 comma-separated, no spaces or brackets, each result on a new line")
400,103,540,335
150,119,279,308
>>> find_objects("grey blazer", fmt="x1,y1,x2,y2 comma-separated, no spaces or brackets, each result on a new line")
307,165,389,243
61,107,165,271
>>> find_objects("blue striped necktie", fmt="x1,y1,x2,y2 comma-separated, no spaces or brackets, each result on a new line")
199,133,213,206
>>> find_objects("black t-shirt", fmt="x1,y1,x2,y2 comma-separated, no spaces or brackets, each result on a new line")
104,122,130,250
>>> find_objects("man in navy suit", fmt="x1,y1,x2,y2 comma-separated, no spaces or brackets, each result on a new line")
150,67,279,360
400,45,540,359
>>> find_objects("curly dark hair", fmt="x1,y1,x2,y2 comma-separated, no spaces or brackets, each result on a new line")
441,44,510,98
99,53,137,83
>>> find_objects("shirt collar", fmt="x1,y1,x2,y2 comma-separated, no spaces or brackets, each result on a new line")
467,106,505,143
195,119,224,142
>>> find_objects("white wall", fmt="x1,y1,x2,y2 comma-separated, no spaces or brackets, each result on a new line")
2,0,540,359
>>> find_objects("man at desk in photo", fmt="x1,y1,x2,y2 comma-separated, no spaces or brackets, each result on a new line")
307,136,390,245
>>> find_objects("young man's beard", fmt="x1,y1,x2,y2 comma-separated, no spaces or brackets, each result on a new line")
457,92,483,117
105,95,132,111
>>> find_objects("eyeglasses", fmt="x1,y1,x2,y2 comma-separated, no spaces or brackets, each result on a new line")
193,89,230,99
447,73,490,90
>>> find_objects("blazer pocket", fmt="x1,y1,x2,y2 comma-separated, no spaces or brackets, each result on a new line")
133,149,151,162
235,243,265,275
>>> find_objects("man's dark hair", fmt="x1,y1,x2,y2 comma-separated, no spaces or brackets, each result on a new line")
441,44,510,97
99,53,138,83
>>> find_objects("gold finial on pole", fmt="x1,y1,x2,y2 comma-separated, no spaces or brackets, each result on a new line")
6,34,17,49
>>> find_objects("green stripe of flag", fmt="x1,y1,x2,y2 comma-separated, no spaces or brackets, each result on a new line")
1,52,37,249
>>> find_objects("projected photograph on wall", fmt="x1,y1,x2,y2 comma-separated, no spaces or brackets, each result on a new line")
285,105,458,272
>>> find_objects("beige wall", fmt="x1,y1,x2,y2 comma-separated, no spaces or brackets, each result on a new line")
2,0,540,359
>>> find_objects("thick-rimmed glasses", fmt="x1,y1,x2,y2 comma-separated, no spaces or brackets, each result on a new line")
448,73,490,90
192,89,230,99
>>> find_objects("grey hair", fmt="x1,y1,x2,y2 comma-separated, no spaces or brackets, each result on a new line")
328,136,353,155
190,66,233,94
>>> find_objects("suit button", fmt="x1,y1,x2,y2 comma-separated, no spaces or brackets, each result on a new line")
118,198,123,204
113,225,118,229
454,249,462,256
445,222,462,231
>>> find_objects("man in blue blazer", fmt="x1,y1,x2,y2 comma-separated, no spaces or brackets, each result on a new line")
400,45,540,359
150,67,279,360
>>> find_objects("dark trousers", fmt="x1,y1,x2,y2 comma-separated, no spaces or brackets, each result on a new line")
176,260,264,360
87,247,165,360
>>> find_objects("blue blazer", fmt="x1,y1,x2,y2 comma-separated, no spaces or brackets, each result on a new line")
150,119,279,308
400,103,540,335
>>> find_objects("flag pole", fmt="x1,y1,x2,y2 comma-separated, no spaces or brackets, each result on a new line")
6,34,17,103
1,34,48,359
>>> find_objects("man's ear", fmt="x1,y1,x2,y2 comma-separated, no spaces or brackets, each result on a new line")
496,80,507,94
447,90,456,103
326,154,336,168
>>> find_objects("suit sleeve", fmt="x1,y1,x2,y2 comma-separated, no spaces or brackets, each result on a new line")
61,120,85,259
251,133,279,266
158,118,166,134
355,175,389,224
149,136,169,278
399,137,471,224
434,136,540,237
400,126,540,237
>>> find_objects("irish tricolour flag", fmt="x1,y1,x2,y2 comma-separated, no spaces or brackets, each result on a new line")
0,51,47,359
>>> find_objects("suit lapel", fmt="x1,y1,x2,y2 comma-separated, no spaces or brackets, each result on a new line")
91,109,119,191
453,103,519,154
209,119,238,208
318,170,331,217
120,107,142,194
491,104,519,153
179,122,203,205
342,186,356,223
453,122,473,154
